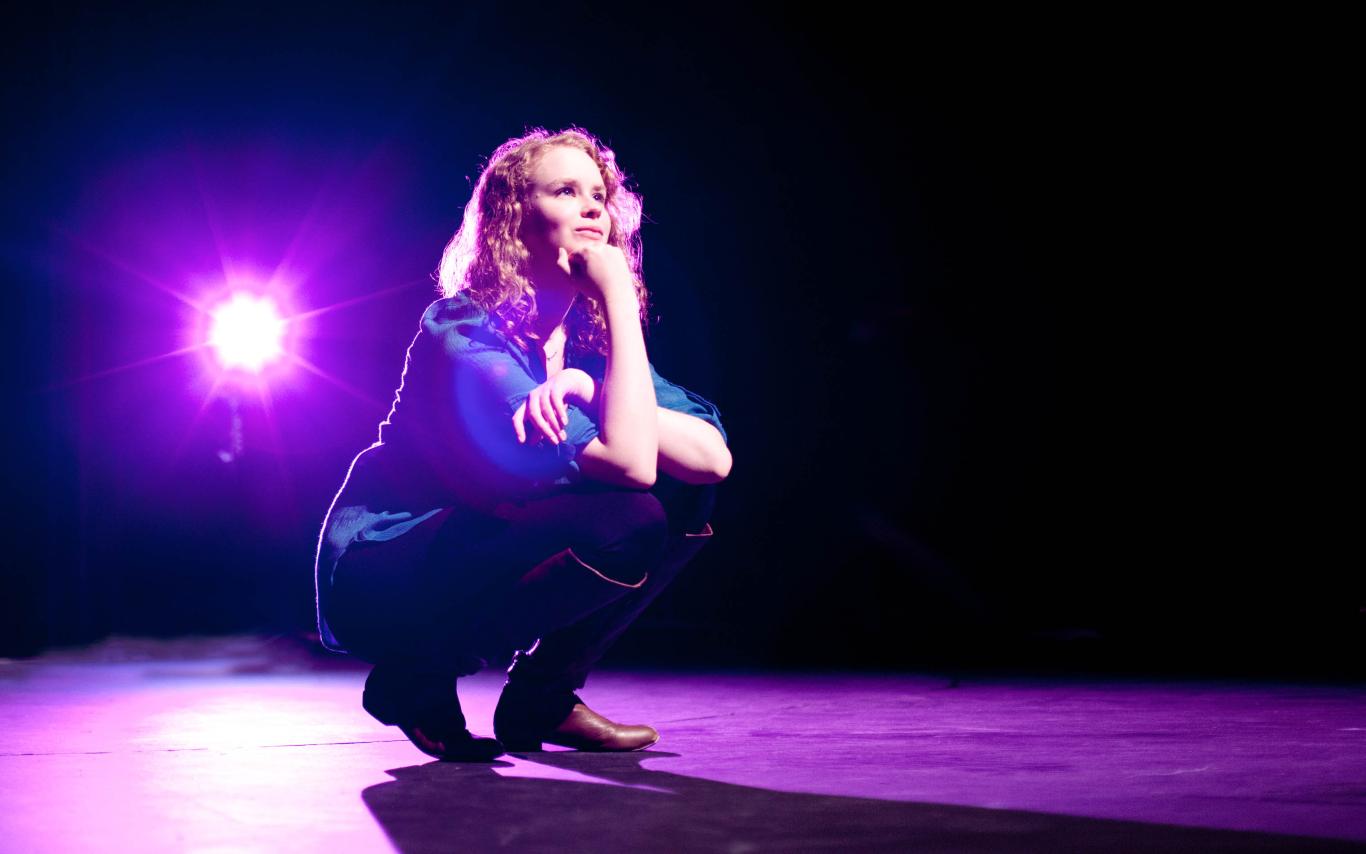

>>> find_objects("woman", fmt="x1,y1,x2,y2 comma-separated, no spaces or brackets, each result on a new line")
314,127,732,761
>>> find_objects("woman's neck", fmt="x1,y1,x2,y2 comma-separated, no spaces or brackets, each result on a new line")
526,260,577,343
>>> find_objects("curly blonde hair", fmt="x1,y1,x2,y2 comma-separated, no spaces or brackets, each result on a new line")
436,127,650,360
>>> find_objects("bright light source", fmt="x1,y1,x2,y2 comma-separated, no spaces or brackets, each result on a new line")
208,293,286,372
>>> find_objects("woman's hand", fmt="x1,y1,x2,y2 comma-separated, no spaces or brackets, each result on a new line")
556,245,636,304
513,368,597,445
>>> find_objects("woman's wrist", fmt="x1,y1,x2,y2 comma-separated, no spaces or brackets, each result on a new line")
567,368,597,407
598,280,640,312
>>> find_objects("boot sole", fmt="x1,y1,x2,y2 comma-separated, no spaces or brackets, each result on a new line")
400,726,505,762
499,733,660,752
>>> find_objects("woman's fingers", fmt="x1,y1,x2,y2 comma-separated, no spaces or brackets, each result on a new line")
528,389,558,445
543,388,565,437
557,246,572,277
515,397,554,445
543,393,568,442
537,391,567,443
515,379,576,446
550,389,570,436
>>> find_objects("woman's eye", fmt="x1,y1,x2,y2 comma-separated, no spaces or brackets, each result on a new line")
557,187,575,196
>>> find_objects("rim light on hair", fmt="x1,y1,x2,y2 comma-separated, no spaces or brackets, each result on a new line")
436,127,650,360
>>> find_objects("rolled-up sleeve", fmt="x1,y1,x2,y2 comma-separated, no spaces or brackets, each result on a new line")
503,380,600,462
455,347,600,484
425,300,600,487
650,363,728,445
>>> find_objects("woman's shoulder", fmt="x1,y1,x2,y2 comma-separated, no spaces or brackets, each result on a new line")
421,291,482,330
419,292,507,355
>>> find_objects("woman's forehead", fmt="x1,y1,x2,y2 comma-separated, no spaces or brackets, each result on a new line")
532,146,604,186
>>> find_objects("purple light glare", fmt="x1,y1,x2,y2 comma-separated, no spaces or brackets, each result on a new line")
207,292,286,373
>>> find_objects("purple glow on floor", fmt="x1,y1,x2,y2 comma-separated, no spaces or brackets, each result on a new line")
1,637,1362,852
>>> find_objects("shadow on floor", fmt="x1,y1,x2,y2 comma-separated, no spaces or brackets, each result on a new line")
363,751,1358,853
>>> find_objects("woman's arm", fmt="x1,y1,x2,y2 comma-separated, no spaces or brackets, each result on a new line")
517,375,731,486
657,407,732,484
572,255,658,488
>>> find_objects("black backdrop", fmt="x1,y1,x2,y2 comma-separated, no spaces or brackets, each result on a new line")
3,4,1357,676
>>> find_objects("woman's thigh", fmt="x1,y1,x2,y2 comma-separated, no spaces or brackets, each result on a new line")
327,488,672,655
466,488,670,582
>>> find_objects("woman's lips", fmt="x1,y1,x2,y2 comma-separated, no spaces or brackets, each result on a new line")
575,228,603,238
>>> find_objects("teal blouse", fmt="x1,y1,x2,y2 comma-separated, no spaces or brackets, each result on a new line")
314,292,727,652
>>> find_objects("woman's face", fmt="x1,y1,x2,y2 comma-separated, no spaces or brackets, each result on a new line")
522,145,612,261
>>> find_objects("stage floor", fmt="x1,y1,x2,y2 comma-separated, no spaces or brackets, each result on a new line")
1,636,1363,852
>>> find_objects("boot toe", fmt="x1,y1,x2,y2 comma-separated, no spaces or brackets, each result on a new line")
401,723,505,762
548,703,660,752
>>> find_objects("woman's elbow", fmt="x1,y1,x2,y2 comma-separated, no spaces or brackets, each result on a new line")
688,448,731,485
710,447,732,482
702,424,731,483
622,463,658,490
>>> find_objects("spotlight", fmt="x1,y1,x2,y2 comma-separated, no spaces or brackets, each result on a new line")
208,293,286,373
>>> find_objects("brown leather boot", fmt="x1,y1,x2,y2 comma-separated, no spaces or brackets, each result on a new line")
362,663,503,762
546,703,660,751
497,693,659,752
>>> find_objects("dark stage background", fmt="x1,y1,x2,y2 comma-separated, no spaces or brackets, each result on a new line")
3,5,1356,675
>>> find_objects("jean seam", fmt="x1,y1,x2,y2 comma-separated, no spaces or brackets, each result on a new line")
563,547,649,589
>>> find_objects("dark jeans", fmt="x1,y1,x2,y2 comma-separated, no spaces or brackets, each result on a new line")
328,478,715,721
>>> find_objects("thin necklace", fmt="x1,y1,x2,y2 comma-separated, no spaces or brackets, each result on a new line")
542,331,565,361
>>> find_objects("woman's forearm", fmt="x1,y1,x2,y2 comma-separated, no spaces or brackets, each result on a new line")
585,287,658,486
657,407,732,484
